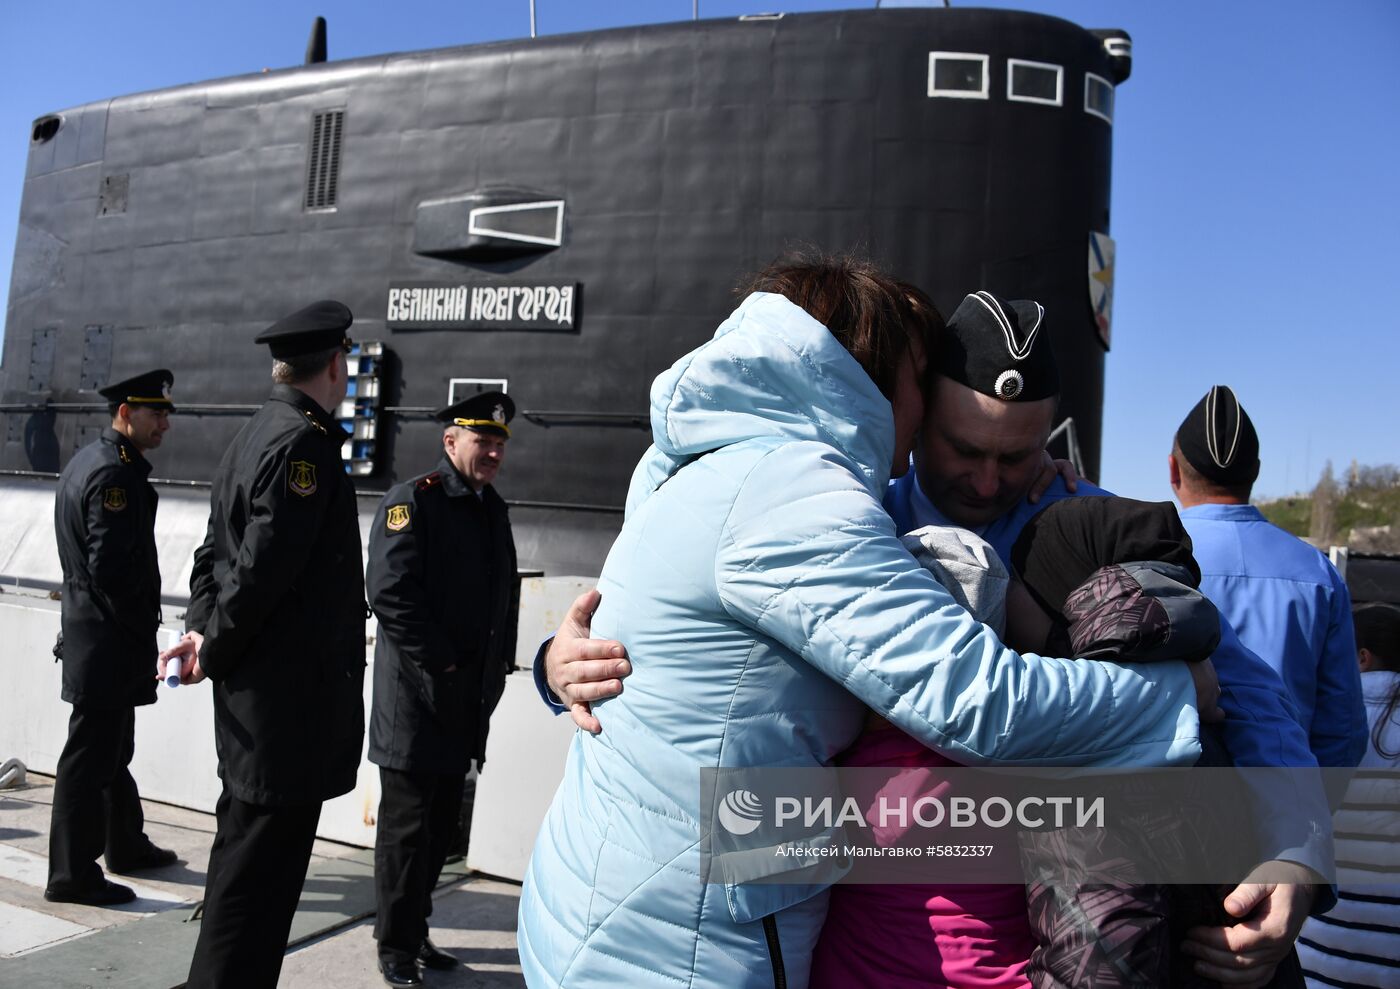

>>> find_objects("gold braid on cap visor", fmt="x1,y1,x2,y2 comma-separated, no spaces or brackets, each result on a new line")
453,417,511,437
125,396,172,404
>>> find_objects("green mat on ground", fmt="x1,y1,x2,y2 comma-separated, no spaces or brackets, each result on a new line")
0,849,471,988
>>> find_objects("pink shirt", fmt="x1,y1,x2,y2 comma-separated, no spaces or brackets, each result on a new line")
810,727,1033,989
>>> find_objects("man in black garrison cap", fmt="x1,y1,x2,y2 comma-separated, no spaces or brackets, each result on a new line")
161,301,367,988
365,391,518,987
1170,385,1367,772
45,369,179,906
884,288,1100,552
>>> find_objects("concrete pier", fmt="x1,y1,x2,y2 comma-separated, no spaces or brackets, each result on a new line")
0,775,525,987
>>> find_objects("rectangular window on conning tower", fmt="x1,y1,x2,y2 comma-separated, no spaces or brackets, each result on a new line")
1008,59,1063,106
1085,74,1114,124
304,108,345,210
928,52,989,99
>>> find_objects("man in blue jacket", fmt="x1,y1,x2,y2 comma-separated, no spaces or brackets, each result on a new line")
542,291,1330,988
880,289,1103,559
1169,385,1367,771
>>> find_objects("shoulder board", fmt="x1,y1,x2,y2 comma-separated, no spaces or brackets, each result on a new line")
415,472,442,492
302,409,328,435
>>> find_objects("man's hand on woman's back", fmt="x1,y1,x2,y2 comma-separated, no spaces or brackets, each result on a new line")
1182,860,1317,987
546,589,632,733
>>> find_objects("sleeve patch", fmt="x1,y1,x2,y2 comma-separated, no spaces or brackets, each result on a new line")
288,459,318,497
102,487,128,512
384,503,412,534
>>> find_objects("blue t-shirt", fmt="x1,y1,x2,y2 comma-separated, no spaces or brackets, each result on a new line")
1181,503,1367,770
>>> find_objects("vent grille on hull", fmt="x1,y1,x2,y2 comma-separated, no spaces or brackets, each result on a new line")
304,109,344,210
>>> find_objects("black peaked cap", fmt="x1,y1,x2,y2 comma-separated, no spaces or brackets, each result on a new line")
434,391,515,438
1175,385,1260,486
255,300,354,359
98,368,175,411
940,290,1059,402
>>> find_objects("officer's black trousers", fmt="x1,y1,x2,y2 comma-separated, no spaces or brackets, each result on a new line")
373,766,466,957
47,705,149,890
185,786,321,989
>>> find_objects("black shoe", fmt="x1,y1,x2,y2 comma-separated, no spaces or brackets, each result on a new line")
44,879,136,906
379,954,423,988
106,844,179,874
417,937,459,970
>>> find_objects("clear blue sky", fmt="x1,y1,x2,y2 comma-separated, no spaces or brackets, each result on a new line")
3,1,1396,501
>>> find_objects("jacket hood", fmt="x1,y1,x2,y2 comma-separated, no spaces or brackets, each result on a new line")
1362,669,1400,704
628,292,895,513
901,524,1009,636
1060,560,1221,664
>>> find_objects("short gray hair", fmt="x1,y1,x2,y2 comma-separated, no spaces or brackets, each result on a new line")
271,346,340,385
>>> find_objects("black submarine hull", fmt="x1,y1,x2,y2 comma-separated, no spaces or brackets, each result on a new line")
4,8,1127,577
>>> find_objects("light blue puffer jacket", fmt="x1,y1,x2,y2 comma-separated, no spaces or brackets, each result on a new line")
517,292,1202,988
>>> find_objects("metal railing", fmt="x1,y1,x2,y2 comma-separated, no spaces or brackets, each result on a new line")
1046,416,1085,478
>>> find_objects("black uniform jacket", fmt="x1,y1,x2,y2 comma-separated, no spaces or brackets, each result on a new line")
366,456,518,776
53,429,161,709
186,385,365,806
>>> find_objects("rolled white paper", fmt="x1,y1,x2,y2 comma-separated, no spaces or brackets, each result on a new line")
165,654,182,689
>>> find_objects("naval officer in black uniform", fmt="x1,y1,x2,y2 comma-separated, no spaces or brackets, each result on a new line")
366,393,519,988
162,302,366,988
45,369,179,906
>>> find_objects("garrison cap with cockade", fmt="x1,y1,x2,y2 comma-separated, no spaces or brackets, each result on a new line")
940,290,1059,402
1175,385,1260,486
434,391,515,438
98,368,175,412
254,300,354,359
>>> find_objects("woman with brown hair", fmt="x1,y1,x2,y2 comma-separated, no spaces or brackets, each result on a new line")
517,254,1214,989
